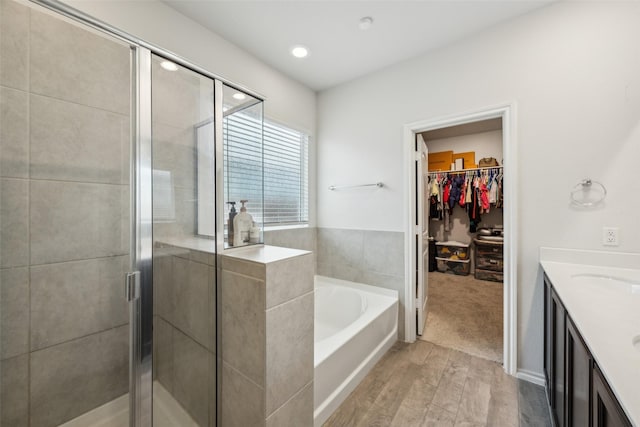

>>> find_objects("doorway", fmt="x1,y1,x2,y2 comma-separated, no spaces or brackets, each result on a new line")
403,105,517,375
421,118,504,362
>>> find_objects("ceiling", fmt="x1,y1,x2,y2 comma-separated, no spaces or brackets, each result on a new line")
164,0,553,91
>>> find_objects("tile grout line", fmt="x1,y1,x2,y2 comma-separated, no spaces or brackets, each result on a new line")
23,176,130,187
265,379,313,421
157,318,214,356
30,323,128,354
452,366,471,425
266,288,314,312
28,85,130,118
220,268,266,283
221,359,265,392
27,5,32,425
21,253,130,270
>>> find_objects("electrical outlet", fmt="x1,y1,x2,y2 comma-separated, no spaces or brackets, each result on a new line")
603,227,619,246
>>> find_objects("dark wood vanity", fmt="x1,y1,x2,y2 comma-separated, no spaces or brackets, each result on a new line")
544,275,632,427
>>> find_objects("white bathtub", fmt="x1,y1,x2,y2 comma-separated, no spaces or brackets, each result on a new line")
313,275,398,426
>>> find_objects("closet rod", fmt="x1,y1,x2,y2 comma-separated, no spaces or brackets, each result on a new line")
428,166,503,174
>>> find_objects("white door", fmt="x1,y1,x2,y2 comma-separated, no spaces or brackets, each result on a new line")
416,134,429,335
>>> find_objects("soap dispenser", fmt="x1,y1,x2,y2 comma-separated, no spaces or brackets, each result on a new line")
249,222,261,243
233,200,254,246
227,201,237,246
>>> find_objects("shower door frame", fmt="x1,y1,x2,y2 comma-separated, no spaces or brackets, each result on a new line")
130,46,153,427
27,1,264,425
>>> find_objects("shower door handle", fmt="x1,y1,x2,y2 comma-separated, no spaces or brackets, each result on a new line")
125,271,141,301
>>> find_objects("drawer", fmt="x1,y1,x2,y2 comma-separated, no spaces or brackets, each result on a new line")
475,256,504,272
475,244,503,259
436,241,470,260
436,257,471,276
475,268,503,282
474,237,503,249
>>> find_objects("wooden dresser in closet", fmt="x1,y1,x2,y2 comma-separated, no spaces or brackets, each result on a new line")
473,238,504,282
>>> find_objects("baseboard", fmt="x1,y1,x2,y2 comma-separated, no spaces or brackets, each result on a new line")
516,369,546,386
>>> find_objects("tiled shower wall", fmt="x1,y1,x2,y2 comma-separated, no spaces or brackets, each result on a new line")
1,1,130,425
153,244,216,427
151,54,211,241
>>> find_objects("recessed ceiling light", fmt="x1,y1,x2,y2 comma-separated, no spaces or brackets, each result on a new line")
359,16,373,31
160,60,178,71
232,93,246,101
291,45,309,59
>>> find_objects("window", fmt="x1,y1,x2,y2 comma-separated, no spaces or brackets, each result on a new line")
223,115,309,227
263,121,309,225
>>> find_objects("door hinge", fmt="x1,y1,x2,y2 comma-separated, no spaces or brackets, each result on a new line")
125,271,140,301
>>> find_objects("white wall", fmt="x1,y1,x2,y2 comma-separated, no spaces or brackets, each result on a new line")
61,0,318,225
318,1,640,377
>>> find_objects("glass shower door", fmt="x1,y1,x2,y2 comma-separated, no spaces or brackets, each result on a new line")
0,1,133,425
150,54,217,427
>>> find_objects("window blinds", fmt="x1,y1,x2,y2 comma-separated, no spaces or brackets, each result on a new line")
224,113,309,226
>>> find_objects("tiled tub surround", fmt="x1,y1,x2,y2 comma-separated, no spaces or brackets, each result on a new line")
264,226,317,268
220,245,314,427
0,2,131,426
153,241,216,426
540,247,640,425
317,228,406,339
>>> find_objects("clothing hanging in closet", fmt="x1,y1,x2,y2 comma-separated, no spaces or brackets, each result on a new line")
427,167,503,233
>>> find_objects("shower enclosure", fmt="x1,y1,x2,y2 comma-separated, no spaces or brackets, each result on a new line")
0,1,263,425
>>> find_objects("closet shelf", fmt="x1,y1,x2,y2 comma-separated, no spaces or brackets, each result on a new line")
428,165,503,174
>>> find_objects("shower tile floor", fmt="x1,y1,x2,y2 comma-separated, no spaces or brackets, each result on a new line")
323,340,551,426
420,272,503,362
60,381,198,427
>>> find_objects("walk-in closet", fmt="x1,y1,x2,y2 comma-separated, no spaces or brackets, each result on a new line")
419,118,505,363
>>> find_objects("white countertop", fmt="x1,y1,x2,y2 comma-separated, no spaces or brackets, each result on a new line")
157,237,216,254
540,247,640,426
154,239,311,265
222,244,310,264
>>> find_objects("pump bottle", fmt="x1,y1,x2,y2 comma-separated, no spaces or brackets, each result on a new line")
227,201,237,246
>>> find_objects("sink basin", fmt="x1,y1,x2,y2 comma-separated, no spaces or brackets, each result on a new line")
571,273,640,295
634,336,640,353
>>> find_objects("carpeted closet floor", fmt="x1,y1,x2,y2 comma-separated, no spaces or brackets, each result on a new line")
419,272,503,362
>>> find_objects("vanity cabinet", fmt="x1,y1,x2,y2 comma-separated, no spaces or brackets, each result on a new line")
544,276,566,427
566,317,591,427
543,275,631,427
544,279,552,403
592,364,632,427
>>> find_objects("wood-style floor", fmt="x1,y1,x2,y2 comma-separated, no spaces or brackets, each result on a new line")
323,340,549,427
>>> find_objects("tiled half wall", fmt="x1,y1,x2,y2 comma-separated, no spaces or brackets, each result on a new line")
317,228,406,340
264,227,406,340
